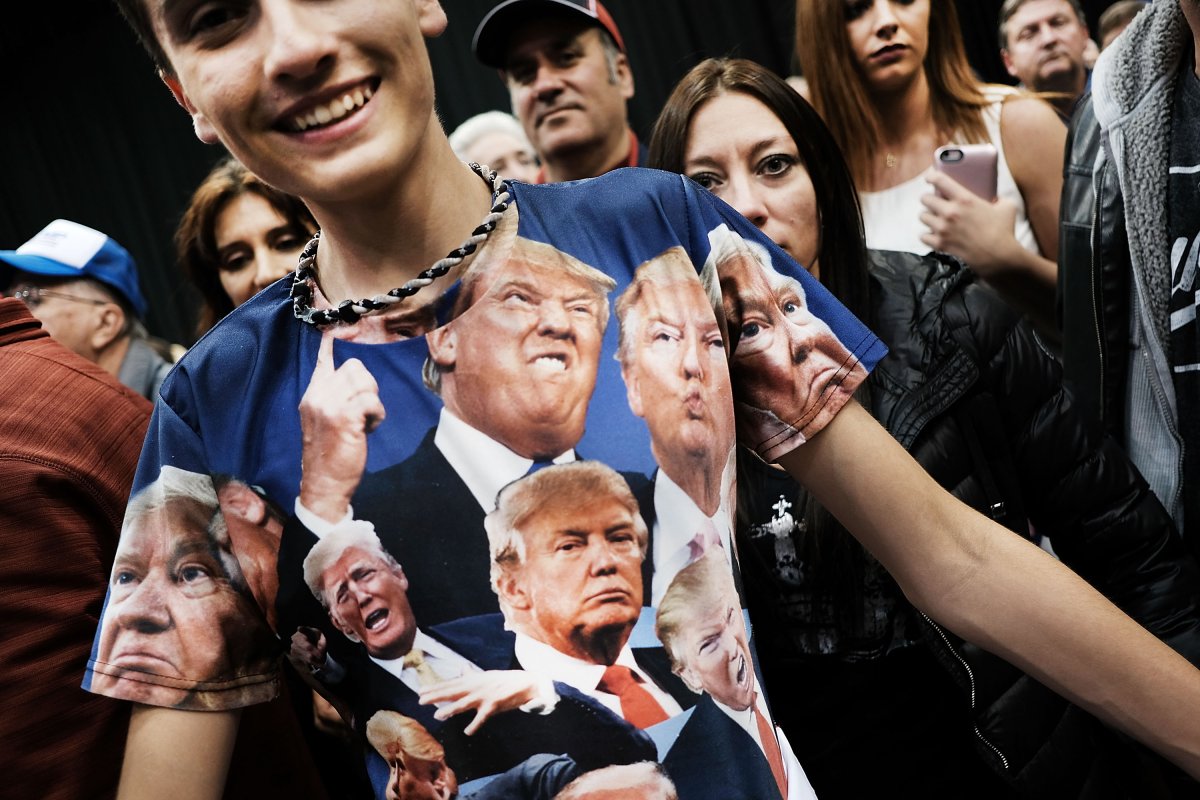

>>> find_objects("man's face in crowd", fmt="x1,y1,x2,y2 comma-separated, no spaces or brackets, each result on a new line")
322,546,417,660
504,18,632,166
384,751,457,800
622,276,735,478
674,596,755,712
1002,0,1090,93
148,0,449,208
506,493,643,662
718,251,857,422
8,273,116,362
428,249,606,460
96,498,256,704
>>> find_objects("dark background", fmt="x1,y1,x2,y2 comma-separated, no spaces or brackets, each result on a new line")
0,0,1114,343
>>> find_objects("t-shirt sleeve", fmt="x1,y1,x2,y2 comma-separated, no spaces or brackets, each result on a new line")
686,178,886,462
83,397,281,711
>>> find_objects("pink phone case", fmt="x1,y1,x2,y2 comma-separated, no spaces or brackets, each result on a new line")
934,144,998,201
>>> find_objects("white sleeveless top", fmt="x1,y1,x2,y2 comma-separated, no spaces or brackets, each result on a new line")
859,86,1039,256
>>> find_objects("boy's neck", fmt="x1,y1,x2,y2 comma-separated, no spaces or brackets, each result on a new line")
305,130,496,305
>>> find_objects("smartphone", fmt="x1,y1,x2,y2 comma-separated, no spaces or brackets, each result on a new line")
934,144,998,201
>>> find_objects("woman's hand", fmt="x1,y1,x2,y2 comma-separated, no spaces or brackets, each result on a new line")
919,168,1057,333
919,170,1023,278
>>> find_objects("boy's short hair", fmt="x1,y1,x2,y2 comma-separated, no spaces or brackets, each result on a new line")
114,0,172,72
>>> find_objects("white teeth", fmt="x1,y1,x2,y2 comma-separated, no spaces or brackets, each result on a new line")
534,356,566,372
290,83,373,132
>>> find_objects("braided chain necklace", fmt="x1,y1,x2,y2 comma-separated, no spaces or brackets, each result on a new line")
291,162,510,327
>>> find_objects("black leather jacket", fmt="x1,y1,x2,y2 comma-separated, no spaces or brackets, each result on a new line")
1056,1,1188,536
741,250,1200,797
1058,93,1130,441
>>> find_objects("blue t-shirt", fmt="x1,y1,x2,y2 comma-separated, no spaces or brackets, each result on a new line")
84,168,884,799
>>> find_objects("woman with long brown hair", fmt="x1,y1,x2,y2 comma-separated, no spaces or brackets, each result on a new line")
176,156,317,339
795,0,1065,331
649,56,1200,797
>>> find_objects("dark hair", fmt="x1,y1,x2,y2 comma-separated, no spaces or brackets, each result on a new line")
999,0,1087,49
647,57,870,322
648,57,873,592
113,0,171,72
175,156,316,337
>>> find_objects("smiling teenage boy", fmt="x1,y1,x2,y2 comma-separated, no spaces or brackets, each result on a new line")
94,1,1200,798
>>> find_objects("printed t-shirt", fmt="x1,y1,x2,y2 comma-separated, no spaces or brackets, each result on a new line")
83,168,884,800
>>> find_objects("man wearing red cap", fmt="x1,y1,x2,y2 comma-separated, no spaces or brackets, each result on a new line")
473,0,644,183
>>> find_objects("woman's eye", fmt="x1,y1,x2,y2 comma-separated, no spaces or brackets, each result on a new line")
274,235,306,252
688,173,720,191
759,155,794,177
845,0,872,22
219,250,251,272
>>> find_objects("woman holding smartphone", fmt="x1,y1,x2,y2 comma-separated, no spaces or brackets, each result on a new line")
795,0,1065,331
648,57,1200,797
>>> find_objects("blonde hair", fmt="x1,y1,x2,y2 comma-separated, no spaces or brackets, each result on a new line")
555,761,678,799
614,246,717,367
365,711,445,762
301,522,399,610
655,552,737,674
125,466,240,590
422,235,616,394
485,461,648,595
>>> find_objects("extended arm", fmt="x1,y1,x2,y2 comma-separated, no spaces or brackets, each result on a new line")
779,400,1200,777
117,705,241,800
978,280,1200,654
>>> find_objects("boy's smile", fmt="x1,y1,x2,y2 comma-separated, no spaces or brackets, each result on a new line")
281,78,376,133
150,0,448,206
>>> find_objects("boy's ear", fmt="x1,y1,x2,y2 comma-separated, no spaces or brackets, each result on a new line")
415,0,448,38
160,72,220,144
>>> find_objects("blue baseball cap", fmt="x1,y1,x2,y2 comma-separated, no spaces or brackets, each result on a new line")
0,219,148,319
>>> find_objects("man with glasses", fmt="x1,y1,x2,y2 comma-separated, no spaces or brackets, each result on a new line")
0,219,172,400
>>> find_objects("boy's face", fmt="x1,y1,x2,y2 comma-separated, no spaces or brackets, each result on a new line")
146,0,447,204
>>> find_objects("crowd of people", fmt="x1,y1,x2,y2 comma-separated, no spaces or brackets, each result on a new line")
11,0,1200,798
